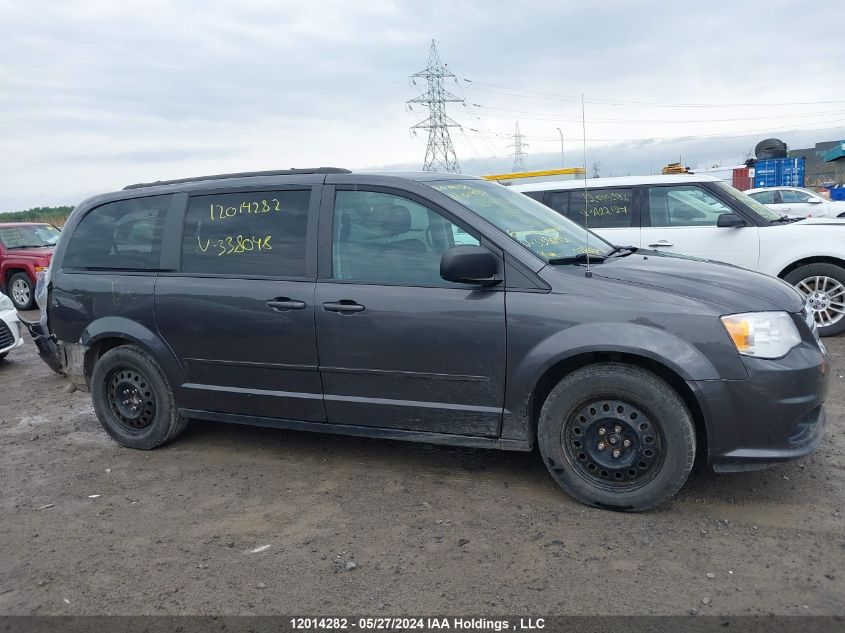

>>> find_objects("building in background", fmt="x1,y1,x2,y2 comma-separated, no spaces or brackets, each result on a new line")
821,142,845,191
788,140,844,186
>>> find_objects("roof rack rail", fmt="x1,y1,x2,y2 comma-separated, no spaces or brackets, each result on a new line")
123,167,352,190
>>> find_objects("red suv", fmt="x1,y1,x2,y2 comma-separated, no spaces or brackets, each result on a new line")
0,223,60,310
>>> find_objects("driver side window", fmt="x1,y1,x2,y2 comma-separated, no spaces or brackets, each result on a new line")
332,191,479,285
647,186,733,227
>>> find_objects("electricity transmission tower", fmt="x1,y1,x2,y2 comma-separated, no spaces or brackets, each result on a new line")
408,40,464,173
509,122,528,172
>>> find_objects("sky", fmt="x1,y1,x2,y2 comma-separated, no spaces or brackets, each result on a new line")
1,0,844,210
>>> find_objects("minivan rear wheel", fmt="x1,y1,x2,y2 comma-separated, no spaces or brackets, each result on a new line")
91,345,187,449
538,363,696,511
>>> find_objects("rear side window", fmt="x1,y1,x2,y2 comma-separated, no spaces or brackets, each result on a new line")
63,195,170,270
181,190,310,277
568,188,634,228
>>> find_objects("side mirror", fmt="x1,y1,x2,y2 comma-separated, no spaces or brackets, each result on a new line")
440,245,502,286
716,213,746,228
808,197,823,204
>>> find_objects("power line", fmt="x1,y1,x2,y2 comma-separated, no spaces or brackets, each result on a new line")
466,103,845,125
456,128,500,174
408,40,464,173
460,77,845,108
452,75,509,169
463,116,845,145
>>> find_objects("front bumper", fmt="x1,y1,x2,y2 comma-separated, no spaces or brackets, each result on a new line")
689,339,830,472
0,309,25,355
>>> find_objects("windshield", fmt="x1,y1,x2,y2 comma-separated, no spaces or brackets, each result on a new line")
710,181,782,222
428,180,612,261
0,224,60,248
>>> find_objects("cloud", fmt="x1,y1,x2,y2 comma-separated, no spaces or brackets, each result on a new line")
1,0,844,209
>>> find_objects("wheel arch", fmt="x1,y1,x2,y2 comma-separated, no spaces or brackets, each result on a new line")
777,256,845,279
4,267,30,289
526,351,709,463
79,317,184,389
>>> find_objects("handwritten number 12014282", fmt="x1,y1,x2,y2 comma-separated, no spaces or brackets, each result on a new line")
210,199,281,222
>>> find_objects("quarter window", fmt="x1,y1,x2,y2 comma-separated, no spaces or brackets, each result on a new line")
332,191,479,285
568,188,634,228
181,190,311,277
63,195,170,270
647,186,732,227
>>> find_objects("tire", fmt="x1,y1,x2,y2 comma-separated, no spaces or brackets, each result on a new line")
755,148,787,160
784,263,845,337
755,138,787,157
90,345,187,449
538,363,696,512
0,352,7,361
8,272,34,310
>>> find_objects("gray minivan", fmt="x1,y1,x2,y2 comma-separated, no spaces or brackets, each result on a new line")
35,168,830,511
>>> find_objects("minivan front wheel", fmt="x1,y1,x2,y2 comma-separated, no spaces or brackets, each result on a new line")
91,345,187,449
538,363,695,511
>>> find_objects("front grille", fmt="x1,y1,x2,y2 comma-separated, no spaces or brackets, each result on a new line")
0,321,14,350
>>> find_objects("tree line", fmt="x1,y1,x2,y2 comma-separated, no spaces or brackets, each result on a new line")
0,206,74,227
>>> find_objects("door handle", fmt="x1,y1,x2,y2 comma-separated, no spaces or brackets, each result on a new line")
648,240,674,247
322,300,365,313
266,298,307,311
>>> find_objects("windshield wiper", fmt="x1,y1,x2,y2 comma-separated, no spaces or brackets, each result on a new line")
7,243,52,249
547,253,608,265
771,216,799,223
606,245,638,258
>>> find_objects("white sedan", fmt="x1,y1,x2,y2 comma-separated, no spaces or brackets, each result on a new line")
0,291,25,360
746,186,845,219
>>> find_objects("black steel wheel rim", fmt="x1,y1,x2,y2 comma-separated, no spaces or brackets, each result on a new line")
106,367,156,432
562,399,665,490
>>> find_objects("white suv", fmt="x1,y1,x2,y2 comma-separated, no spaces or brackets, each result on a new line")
746,186,845,219
513,174,845,336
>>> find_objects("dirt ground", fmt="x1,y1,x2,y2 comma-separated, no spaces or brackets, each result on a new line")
1,314,843,616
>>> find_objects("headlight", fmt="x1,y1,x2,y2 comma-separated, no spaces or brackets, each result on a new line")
0,293,13,311
721,311,801,359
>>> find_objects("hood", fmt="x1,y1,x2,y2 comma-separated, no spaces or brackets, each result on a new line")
793,217,845,226
3,246,54,259
587,251,804,313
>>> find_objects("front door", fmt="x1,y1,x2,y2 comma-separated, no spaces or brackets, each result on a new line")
156,186,324,422
776,188,820,218
639,184,760,270
314,188,507,437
